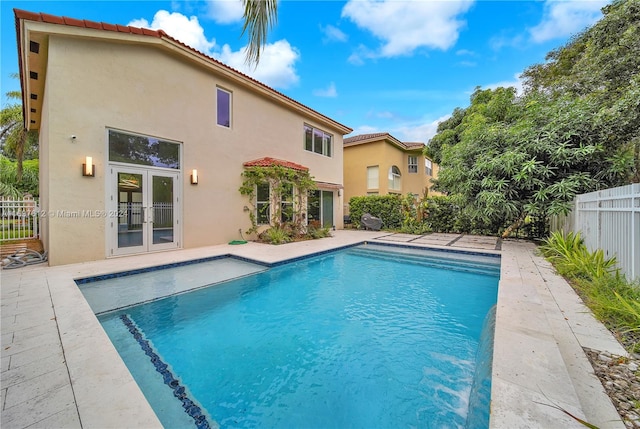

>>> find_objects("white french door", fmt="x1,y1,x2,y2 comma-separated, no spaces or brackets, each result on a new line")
109,165,180,256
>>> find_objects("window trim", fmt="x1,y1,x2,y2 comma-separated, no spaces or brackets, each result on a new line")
388,165,401,191
367,165,379,190
303,124,333,157
408,156,418,174
216,87,232,128
256,182,270,225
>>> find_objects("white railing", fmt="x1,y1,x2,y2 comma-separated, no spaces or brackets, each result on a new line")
118,202,173,227
0,196,39,241
153,202,173,227
551,184,640,281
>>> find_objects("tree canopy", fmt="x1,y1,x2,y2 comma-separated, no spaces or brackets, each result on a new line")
426,0,640,237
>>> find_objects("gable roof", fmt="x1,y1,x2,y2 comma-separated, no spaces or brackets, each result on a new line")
14,9,352,135
344,132,426,151
243,157,309,172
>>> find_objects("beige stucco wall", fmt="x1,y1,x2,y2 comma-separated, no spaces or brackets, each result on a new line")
38,35,345,265
343,139,435,212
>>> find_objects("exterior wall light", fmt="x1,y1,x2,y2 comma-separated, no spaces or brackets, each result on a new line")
191,169,198,185
83,156,95,177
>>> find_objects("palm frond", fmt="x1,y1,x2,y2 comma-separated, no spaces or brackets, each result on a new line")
241,0,278,66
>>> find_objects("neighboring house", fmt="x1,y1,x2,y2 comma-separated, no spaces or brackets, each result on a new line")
343,133,439,209
15,9,351,266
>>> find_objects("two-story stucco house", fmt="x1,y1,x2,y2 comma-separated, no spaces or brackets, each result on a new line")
343,133,439,208
14,9,352,266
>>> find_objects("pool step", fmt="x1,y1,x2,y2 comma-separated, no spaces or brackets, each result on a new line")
348,247,501,276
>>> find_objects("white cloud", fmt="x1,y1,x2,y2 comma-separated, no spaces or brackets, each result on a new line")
483,73,524,95
128,10,217,55
313,82,338,98
529,0,607,43
393,115,450,142
129,10,300,90
341,0,474,58
205,0,244,24
321,24,348,43
217,40,300,89
348,114,450,144
456,49,477,56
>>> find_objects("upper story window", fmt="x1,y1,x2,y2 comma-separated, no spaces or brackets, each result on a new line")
388,165,401,191
425,158,433,176
217,87,232,128
367,166,379,189
304,124,332,157
108,129,180,169
408,156,418,173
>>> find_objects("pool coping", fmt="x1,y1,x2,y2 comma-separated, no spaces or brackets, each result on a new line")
0,230,627,428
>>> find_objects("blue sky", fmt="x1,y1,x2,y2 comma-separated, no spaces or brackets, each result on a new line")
1,0,609,142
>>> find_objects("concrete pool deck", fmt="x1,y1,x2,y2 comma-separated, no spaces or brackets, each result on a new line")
0,230,628,428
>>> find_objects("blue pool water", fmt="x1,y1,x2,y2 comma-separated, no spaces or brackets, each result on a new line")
96,244,500,429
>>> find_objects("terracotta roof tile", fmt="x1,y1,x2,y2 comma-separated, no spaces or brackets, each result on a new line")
344,133,425,151
405,142,425,149
14,8,351,134
343,132,389,144
101,22,118,32
83,20,103,30
243,157,309,172
40,13,65,25
62,17,84,27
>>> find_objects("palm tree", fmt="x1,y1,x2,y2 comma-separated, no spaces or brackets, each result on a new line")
0,75,37,182
241,0,278,65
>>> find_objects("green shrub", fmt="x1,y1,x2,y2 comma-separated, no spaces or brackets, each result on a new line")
423,195,459,232
349,195,403,229
306,224,331,239
259,226,291,245
540,231,618,280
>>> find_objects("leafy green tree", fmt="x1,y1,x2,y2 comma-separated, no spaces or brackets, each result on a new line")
427,0,639,237
0,155,38,198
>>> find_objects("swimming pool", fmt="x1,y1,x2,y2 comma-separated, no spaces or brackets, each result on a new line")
89,244,500,428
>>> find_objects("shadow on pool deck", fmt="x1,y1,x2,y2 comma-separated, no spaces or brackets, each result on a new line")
0,230,627,428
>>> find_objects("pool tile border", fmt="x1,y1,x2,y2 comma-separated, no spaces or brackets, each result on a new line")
119,314,211,429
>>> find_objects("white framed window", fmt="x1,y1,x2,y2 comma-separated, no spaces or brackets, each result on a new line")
367,166,379,189
256,183,270,224
425,158,433,176
388,165,401,191
304,124,332,157
217,87,232,128
280,182,294,223
408,156,418,173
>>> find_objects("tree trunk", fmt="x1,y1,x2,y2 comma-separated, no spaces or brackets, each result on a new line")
501,212,527,239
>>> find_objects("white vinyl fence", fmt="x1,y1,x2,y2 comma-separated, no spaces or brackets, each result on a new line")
0,196,40,241
551,184,640,282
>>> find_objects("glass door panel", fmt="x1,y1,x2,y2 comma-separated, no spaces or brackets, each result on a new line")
151,175,175,248
321,190,334,228
117,172,145,250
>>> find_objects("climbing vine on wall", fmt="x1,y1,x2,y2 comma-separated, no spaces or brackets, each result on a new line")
239,165,317,236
